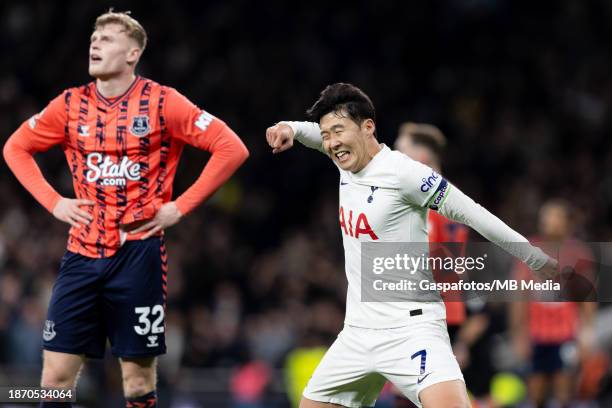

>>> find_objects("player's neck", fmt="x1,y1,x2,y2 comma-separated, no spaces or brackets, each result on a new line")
369,141,383,157
96,72,137,98
353,141,383,173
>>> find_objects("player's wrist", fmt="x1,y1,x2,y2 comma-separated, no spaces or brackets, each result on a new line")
171,201,184,218
48,194,64,214
173,198,190,217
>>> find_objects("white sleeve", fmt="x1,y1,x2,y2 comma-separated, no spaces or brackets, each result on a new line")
438,185,550,271
280,121,326,154
397,156,447,207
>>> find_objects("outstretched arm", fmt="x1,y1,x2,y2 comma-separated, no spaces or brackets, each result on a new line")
266,121,325,154
397,156,555,273
438,185,555,272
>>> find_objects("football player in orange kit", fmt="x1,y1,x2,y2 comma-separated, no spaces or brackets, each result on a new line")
510,200,596,408
3,10,249,408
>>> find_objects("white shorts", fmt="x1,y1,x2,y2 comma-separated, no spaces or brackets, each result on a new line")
303,319,464,408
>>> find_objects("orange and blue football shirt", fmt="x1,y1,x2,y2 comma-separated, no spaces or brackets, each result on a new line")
513,238,595,344
4,76,248,258
428,210,469,325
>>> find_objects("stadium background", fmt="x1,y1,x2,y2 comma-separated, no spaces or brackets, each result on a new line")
1,0,611,406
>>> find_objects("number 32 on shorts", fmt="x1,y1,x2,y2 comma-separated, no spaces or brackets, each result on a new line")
133,305,165,335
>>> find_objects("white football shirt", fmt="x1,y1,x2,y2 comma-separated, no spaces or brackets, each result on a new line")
336,144,448,328
283,121,549,329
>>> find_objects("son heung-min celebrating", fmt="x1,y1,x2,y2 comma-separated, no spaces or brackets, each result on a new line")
265,83,556,408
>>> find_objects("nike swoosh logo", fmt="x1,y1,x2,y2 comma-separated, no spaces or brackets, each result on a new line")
340,181,348,185
417,373,431,384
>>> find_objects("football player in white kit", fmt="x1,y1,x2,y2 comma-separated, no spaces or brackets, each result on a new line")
265,83,557,408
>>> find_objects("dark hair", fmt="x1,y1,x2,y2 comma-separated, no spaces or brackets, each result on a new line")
306,83,376,127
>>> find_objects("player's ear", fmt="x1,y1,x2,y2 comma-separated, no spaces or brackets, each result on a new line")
126,47,141,66
363,119,375,137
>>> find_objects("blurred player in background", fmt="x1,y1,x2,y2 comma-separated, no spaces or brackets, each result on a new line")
3,10,248,408
395,123,469,342
510,200,596,408
394,123,491,406
266,83,556,408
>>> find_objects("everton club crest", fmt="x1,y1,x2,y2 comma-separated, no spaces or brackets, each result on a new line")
130,115,151,137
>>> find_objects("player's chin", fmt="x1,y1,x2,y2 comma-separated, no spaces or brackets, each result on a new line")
336,158,356,172
88,66,101,77
88,66,110,79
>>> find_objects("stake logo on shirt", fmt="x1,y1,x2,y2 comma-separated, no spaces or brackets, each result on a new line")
85,152,141,186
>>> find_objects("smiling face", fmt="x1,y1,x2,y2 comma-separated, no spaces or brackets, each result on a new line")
89,23,141,80
320,110,378,173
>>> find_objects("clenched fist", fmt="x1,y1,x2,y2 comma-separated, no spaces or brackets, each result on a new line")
265,123,295,154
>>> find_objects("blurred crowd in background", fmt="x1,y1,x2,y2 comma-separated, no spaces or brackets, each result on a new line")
1,1,612,407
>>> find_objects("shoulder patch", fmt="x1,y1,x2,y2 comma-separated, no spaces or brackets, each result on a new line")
195,111,214,131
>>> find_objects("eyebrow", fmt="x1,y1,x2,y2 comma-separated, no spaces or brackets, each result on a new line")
321,124,345,135
90,34,114,42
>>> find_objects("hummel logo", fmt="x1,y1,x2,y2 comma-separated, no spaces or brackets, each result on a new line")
146,335,159,348
417,372,431,384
